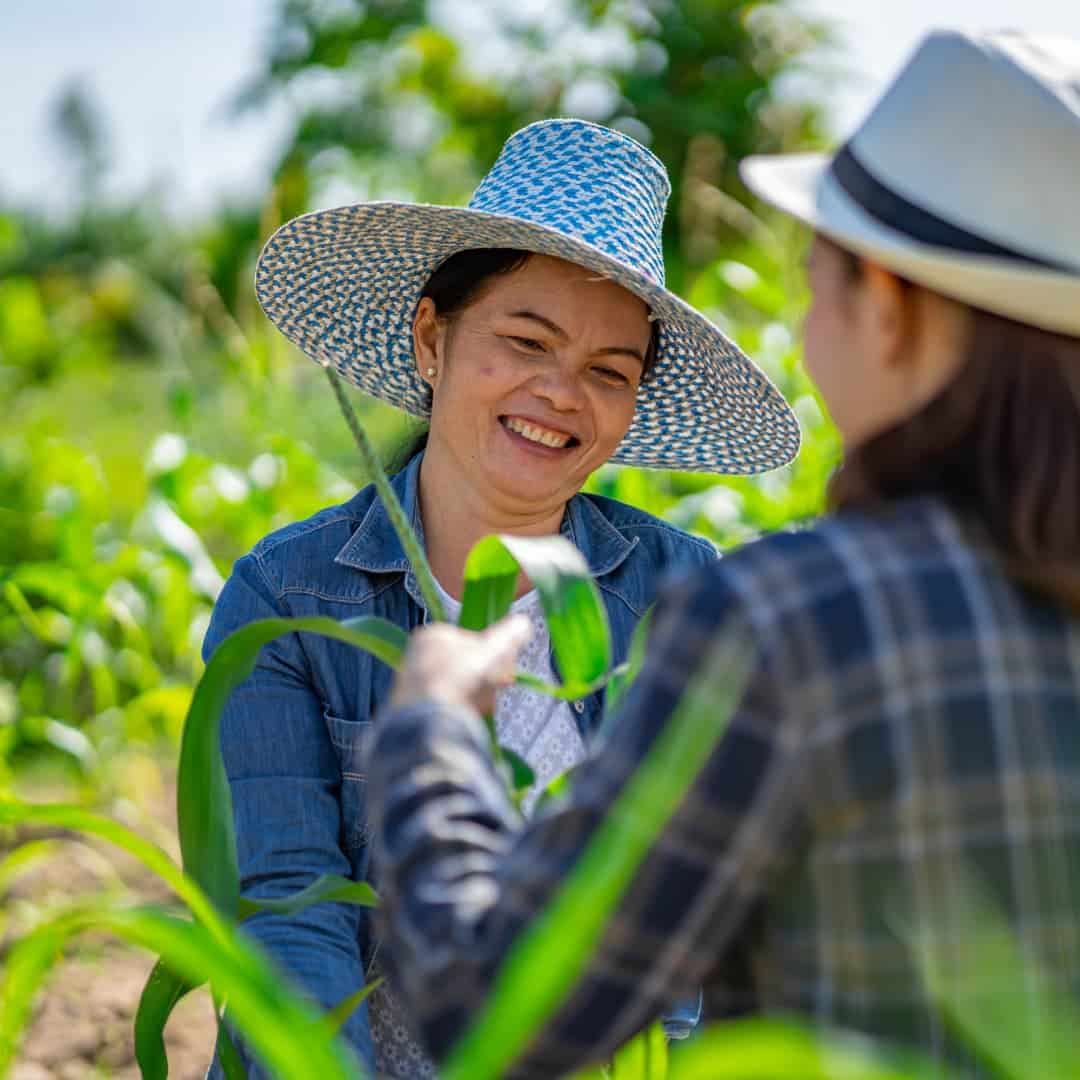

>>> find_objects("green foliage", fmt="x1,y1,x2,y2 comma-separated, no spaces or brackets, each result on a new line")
0,2,848,1075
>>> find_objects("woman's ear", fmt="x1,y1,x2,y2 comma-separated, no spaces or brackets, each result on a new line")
859,260,912,371
412,298,444,387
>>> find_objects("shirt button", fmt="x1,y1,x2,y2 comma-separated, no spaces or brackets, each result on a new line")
573,700,585,714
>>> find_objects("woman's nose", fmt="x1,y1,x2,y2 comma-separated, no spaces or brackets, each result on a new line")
529,363,587,411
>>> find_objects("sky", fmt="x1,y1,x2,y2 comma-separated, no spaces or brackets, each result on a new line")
3,0,1080,217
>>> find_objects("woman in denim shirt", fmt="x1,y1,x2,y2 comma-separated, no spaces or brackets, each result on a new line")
204,119,798,1077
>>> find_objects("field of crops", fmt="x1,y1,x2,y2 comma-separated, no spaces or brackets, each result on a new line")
7,3,1076,1077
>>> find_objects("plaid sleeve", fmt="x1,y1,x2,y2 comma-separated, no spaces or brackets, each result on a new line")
368,563,808,1077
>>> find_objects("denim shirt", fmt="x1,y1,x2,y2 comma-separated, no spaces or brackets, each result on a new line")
204,452,715,1076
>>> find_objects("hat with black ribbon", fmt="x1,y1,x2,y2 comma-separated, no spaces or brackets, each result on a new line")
742,29,1080,337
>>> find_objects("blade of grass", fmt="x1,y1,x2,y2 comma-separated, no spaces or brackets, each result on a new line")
903,877,1080,1079
441,634,749,1080
238,875,378,920
0,904,365,1080
612,1022,667,1079
325,368,446,623
216,1019,248,1080
458,535,521,632
603,606,654,726
322,977,384,1036
134,960,199,1080
0,800,230,946
178,613,405,918
498,534,612,687
665,1018,939,1079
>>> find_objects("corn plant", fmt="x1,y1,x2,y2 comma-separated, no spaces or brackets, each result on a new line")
4,372,1079,1080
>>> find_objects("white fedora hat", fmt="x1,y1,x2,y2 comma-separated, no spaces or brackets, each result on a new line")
256,119,800,474
742,29,1080,337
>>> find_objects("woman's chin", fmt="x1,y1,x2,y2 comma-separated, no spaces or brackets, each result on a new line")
484,458,581,511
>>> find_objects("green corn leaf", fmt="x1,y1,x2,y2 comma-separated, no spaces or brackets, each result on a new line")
458,533,611,688
498,534,611,687
134,960,200,1080
458,535,520,631
612,1021,668,1079
326,368,447,623
238,875,379,920
665,1017,937,1079
514,670,608,701
903,876,1080,1080
0,799,230,946
216,1019,247,1080
178,613,406,919
0,838,63,894
0,903,364,1080
501,747,536,795
531,770,572,816
442,633,749,1080
322,977,384,1036
603,606,654,727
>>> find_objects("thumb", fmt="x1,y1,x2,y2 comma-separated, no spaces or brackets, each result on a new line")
481,613,533,677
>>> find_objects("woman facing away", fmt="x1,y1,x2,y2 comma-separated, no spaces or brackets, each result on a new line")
368,29,1080,1078
202,119,799,1077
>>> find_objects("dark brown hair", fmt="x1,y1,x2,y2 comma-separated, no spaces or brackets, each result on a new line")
419,247,660,382
828,248,1080,611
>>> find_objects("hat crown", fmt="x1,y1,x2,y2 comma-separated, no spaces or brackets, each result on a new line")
849,29,1080,272
467,119,671,286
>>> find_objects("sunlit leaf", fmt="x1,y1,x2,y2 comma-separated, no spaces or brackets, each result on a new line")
135,960,200,1080
904,878,1080,1079
458,535,519,632
612,1021,667,1078
665,1018,936,1079
0,903,363,1080
178,613,406,919
238,874,379,920
322,977,384,1036
442,633,749,1079
602,606,654,727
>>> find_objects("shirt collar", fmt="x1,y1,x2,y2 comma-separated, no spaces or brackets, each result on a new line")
334,450,637,580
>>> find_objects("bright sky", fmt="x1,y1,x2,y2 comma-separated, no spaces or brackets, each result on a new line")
3,0,1080,217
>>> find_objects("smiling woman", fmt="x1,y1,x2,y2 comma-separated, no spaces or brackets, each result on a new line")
203,118,798,1078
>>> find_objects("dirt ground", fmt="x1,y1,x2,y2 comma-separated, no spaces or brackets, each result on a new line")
3,785,219,1080
11,944,216,1080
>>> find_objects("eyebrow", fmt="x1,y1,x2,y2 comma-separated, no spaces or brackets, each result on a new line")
506,309,647,365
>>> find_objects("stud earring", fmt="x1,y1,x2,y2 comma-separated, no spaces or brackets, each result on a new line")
425,367,437,378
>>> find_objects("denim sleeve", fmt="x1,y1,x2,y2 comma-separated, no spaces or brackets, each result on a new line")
203,552,374,1078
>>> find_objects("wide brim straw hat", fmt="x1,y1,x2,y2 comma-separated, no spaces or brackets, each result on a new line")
256,119,800,474
742,29,1080,338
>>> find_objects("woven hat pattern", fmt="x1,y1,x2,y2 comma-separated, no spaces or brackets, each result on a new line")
256,119,800,473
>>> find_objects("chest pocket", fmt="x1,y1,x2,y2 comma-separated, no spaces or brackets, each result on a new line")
324,708,373,854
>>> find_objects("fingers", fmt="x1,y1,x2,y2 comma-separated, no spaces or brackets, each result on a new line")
389,614,534,710
480,614,533,685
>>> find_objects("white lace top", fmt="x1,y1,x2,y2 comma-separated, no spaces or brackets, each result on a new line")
367,580,587,1077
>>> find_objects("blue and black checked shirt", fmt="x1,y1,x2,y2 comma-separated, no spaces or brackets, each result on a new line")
369,496,1080,1077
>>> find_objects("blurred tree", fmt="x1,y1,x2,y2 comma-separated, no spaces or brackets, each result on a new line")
52,79,110,206
239,0,832,290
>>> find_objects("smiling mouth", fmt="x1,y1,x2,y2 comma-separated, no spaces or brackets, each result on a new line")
500,416,579,449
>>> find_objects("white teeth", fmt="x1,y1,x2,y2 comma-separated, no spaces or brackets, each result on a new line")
504,417,571,448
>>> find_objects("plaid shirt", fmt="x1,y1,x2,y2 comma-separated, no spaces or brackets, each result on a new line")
369,496,1080,1077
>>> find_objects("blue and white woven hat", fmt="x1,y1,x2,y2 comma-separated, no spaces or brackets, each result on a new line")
256,119,800,473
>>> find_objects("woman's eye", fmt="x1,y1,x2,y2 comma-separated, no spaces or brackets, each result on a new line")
594,366,631,386
508,336,545,352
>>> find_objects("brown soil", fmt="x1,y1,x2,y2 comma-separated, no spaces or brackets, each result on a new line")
10,944,216,1080
3,780,218,1080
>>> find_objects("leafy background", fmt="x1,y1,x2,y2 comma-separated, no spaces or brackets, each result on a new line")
0,1,841,1075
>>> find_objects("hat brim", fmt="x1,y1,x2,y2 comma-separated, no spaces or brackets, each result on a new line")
742,152,1080,337
255,202,800,474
